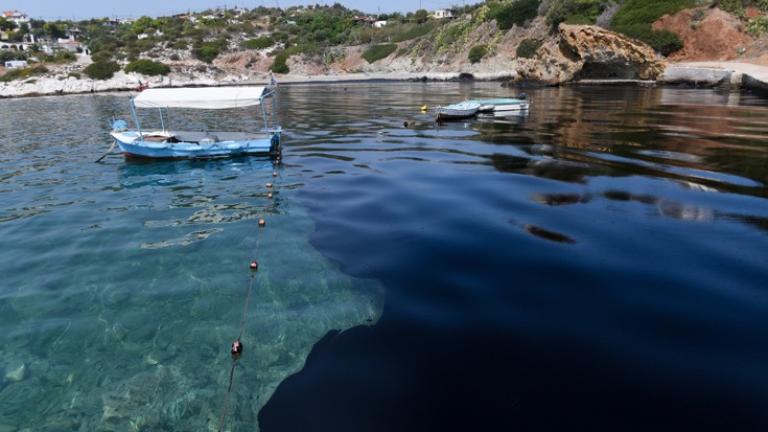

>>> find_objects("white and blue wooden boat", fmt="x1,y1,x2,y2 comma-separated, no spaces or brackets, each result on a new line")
436,101,482,121
466,97,530,113
109,84,281,159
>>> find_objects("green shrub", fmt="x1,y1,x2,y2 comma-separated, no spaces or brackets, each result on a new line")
192,40,226,63
0,50,26,63
468,44,488,63
718,0,744,16
242,36,274,50
487,0,540,30
362,43,397,63
125,59,171,76
83,61,120,80
68,72,81,79
564,14,594,25
516,38,543,58
170,39,188,50
90,51,113,63
615,23,683,56
546,0,604,27
413,9,429,24
0,65,49,82
759,0,768,12
270,51,290,73
611,0,694,55
194,44,219,63
45,51,76,63
392,22,437,42
612,0,695,28
746,16,768,37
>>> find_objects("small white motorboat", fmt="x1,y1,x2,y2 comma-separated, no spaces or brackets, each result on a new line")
436,101,482,121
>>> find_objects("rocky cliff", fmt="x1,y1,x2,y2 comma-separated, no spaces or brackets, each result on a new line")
513,24,666,85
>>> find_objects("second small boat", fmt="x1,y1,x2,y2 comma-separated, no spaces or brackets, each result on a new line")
436,101,482,121
468,98,530,114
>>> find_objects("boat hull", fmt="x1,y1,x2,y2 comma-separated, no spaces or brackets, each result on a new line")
111,131,280,159
436,109,478,120
467,98,529,113
436,102,482,121
492,102,530,112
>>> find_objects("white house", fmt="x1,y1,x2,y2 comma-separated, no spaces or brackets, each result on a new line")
3,10,29,26
431,9,454,19
57,40,82,53
231,7,248,16
374,20,388,28
4,60,28,69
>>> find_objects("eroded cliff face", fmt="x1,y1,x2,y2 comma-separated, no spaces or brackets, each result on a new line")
514,24,666,84
653,7,751,62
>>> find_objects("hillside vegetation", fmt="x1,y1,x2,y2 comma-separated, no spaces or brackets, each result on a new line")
4,1,768,82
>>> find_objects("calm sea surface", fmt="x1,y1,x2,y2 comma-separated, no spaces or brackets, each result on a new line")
1,83,767,431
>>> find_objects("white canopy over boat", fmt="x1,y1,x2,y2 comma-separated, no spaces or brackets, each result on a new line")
133,86,266,109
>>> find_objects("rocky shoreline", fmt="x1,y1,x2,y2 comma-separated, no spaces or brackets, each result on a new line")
5,63,768,100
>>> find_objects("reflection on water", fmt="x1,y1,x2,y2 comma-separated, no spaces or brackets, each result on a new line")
2,83,768,431
262,83,768,431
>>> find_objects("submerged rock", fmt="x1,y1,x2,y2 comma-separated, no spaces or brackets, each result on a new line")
4,362,27,383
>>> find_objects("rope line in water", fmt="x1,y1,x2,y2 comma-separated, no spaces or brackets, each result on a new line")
217,159,281,432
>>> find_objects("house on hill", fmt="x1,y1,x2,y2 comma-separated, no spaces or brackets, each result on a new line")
5,59,27,69
3,10,29,26
354,15,377,25
431,9,455,19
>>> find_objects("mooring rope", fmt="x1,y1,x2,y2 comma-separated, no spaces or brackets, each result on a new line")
217,156,281,432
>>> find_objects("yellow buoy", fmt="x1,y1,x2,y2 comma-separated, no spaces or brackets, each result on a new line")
420,104,428,112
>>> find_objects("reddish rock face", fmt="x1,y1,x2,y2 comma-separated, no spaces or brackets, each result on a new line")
745,6,762,19
653,7,752,61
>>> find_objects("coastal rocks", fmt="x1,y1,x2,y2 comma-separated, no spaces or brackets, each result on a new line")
661,65,736,88
215,50,272,74
512,24,666,84
653,7,751,61
0,69,268,98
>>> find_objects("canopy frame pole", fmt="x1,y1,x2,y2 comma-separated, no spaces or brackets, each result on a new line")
260,94,268,131
272,80,278,130
130,98,143,139
158,108,165,133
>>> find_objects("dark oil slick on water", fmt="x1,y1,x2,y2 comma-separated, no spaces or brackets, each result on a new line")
1,83,768,431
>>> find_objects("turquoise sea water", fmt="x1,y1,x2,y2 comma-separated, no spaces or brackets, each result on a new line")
0,94,381,430
2,83,768,431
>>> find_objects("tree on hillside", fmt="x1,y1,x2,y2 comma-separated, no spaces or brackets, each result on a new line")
414,9,429,24
0,17,17,32
43,22,66,39
131,16,156,34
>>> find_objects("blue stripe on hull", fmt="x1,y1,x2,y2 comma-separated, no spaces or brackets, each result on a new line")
115,135,279,159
